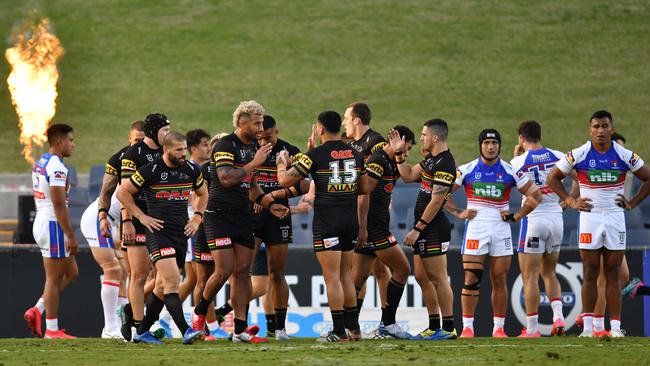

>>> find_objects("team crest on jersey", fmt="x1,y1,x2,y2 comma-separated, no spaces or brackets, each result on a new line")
146,154,154,162
618,232,625,245
589,159,596,168
474,172,481,179
496,173,503,180
161,172,168,181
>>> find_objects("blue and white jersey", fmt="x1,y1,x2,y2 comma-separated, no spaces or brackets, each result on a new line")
455,158,529,221
556,141,643,213
32,153,69,219
510,147,564,217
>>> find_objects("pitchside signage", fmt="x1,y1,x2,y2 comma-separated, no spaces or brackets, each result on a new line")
1,246,647,338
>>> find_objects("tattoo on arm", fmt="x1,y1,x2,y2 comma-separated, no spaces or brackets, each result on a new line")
287,167,303,178
98,175,118,209
431,184,450,196
218,166,248,186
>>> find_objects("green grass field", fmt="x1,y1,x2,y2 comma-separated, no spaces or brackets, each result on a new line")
2,0,649,172
1,338,649,365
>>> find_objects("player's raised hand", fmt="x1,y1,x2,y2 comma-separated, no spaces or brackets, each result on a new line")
252,143,273,167
307,124,317,150
513,144,525,157
269,203,290,219
276,150,290,168
66,235,79,256
388,129,406,153
140,214,164,232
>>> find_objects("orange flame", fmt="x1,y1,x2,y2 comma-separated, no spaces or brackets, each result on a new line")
5,18,64,164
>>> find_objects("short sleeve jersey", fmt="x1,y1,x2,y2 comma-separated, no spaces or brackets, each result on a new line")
350,129,387,162
414,150,456,220
121,141,162,212
365,149,399,224
292,140,365,209
105,145,130,178
255,139,300,204
510,147,564,217
455,158,530,221
208,133,258,211
129,157,204,235
32,153,69,218
556,141,644,213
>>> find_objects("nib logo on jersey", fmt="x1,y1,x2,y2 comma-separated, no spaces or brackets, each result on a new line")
585,170,622,184
471,182,505,200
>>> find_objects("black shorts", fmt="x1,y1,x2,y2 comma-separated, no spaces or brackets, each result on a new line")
312,206,358,252
252,247,268,276
121,217,147,247
355,225,398,256
412,216,451,258
192,223,214,264
146,230,187,268
253,208,292,245
204,208,255,250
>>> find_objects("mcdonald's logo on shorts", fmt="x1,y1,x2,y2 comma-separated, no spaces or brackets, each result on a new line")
579,233,592,244
466,240,479,250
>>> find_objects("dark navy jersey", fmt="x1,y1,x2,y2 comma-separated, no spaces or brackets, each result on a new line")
208,133,258,211
414,150,456,221
365,149,399,226
105,145,130,178
255,139,300,204
130,157,204,236
292,140,365,209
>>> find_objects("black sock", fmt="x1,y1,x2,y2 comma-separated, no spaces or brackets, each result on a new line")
266,314,276,334
245,303,250,321
275,308,287,330
344,306,360,331
195,296,211,316
355,286,363,311
124,303,133,324
140,294,165,334
331,310,346,337
442,316,454,332
638,286,650,296
133,319,143,335
215,302,233,317
381,279,405,326
164,293,189,334
234,318,248,334
429,314,441,331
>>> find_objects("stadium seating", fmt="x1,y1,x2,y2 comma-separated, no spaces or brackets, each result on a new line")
88,164,104,200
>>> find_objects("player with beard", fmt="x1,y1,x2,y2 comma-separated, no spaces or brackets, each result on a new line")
342,102,393,323
118,132,207,344
191,101,290,343
79,121,144,338
25,124,78,339
277,110,372,342
119,113,171,341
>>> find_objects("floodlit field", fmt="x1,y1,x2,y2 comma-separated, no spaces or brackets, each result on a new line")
1,0,650,172
1,337,649,365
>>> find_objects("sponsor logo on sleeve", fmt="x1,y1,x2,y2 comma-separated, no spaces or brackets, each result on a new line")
433,171,454,185
53,171,66,180
122,159,137,171
630,152,640,167
292,153,313,170
131,172,145,187
370,141,387,153
105,164,117,175
213,152,234,162
366,162,384,176
566,151,575,164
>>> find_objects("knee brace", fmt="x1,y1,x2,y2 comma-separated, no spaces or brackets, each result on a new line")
463,269,484,290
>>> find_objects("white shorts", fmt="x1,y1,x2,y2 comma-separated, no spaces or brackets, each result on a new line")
33,215,70,259
80,208,118,249
517,215,563,254
185,237,193,263
578,211,626,251
461,220,513,257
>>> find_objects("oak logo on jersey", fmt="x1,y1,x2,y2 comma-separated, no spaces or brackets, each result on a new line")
472,182,505,199
155,189,191,200
330,150,354,159
433,171,454,185
587,170,621,184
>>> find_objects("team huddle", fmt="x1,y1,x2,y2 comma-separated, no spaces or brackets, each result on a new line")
24,102,650,343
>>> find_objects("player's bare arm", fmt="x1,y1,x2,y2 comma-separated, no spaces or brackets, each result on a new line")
185,183,208,237
276,150,304,187
444,183,477,220
218,143,272,187
547,166,593,211
616,165,650,210
51,185,78,255
116,179,164,232
97,173,119,238
501,180,542,222
249,175,290,219
403,183,449,246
